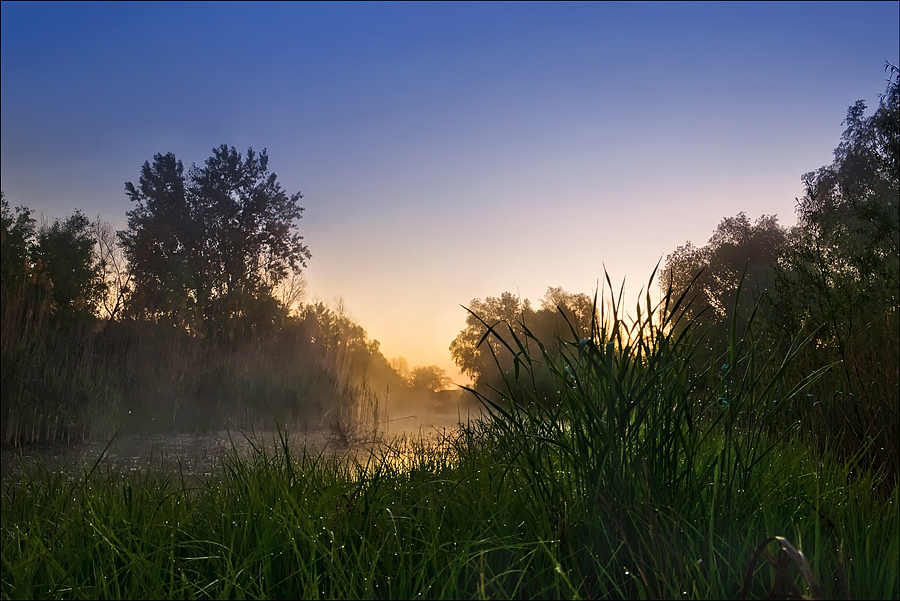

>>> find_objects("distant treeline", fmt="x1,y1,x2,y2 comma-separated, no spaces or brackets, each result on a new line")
2,67,896,472
0,147,455,445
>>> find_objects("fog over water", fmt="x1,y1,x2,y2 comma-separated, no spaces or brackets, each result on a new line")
1,392,486,480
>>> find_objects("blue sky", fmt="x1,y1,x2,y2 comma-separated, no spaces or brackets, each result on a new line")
2,1,898,382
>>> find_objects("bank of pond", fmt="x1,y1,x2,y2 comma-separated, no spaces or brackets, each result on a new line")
2,419,897,600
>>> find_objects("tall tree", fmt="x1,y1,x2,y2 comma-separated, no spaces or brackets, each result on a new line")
1,192,35,286
120,151,195,324
787,63,899,328
769,65,898,470
1,193,52,349
121,145,311,335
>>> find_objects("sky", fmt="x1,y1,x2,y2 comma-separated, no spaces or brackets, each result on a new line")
2,1,898,385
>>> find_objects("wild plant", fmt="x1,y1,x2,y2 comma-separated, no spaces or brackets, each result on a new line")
463,267,832,596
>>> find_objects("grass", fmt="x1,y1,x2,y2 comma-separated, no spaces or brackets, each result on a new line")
2,273,898,599
2,425,896,600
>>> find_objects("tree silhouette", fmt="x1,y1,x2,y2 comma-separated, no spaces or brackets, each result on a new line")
410,365,451,393
450,291,528,386
450,287,597,394
789,63,899,323
33,210,105,321
120,145,311,336
660,212,788,338
763,65,899,479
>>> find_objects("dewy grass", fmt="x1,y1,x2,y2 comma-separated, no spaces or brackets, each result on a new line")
2,270,898,599
459,268,896,599
2,423,897,599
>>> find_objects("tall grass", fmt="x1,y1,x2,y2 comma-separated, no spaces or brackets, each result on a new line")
2,271,897,599
461,269,893,598
3,423,896,600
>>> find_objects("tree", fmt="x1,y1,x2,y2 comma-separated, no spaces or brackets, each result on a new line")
450,287,596,393
119,151,195,323
33,210,106,321
390,356,411,381
660,212,788,336
410,365,451,393
1,193,53,349
450,291,531,386
768,66,899,474
788,63,899,322
120,145,311,335
537,286,595,341
2,195,107,349
93,217,131,320
1,192,36,287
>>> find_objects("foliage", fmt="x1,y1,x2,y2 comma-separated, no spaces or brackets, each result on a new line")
0,192,36,287
2,194,105,355
654,66,899,479
795,65,899,298
33,210,106,321
0,294,407,445
459,269,894,599
660,212,788,339
1,194,53,352
409,365,452,393
449,287,595,391
120,145,311,337
767,64,899,477
776,64,899,342
450,291,526,386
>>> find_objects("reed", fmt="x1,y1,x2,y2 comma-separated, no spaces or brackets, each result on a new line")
0,315,378,445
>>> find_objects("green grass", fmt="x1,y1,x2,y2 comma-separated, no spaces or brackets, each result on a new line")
3,273,897,599
2,425,896,600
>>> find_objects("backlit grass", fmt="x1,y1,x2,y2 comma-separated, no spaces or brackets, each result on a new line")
2,425,896,600
2,273,897,599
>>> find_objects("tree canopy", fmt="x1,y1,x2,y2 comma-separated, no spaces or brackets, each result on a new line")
786,63,899,323
120,145,311,336
769,66,898,439
34,210,105,321
660,212,788,335
450,287,595,391
654,65,898,475
1,194,105,342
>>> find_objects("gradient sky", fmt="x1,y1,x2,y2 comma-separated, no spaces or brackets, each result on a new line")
2,1,898,384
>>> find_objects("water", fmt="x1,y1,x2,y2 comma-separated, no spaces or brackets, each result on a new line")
0,429,333,481
1,416,479,482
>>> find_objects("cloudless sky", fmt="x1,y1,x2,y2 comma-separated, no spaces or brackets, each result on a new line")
2,1,898,384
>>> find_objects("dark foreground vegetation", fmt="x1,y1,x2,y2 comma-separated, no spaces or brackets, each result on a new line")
2,277,898,599
2,68,898,599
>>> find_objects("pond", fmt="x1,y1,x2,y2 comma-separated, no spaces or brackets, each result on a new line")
1,415,479,483
1,430,315,481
